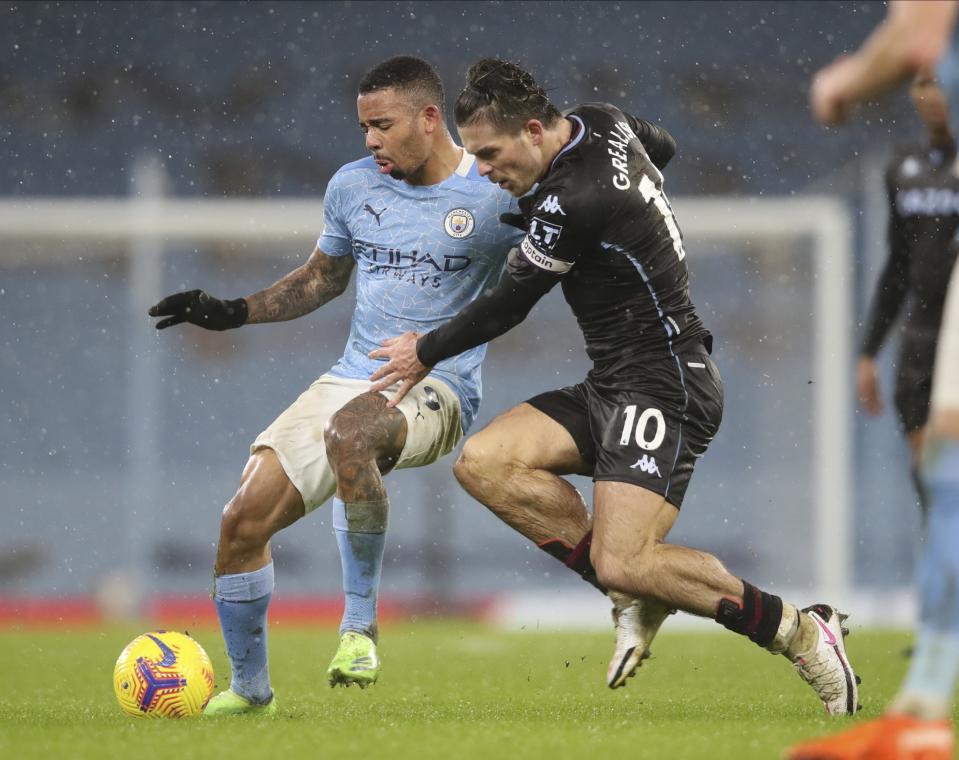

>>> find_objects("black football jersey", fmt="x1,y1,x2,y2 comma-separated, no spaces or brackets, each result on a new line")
508,102,711,383
862,142,959,358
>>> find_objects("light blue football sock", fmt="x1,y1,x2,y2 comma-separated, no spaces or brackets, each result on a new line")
333,496,388,642
902,439,959,703
213,561,274,703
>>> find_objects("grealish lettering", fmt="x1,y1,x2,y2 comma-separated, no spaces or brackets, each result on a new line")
607,120,637,191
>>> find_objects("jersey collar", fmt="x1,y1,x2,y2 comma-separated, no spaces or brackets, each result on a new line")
547,115,587,174
454,147,475,177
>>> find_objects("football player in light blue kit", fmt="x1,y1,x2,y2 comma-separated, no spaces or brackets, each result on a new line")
792,3,959,757
148,56,523,714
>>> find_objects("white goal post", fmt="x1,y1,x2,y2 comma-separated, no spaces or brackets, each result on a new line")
0,177,854,607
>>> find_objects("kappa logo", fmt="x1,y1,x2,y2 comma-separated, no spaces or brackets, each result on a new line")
629,454,662,478
537,195,566,215
363,203,387,225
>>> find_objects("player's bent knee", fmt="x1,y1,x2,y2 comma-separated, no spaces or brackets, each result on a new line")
452,445,483,489
456,434,516,480
590,551,633,595
219,497,273,555
591,545,661,597
324,397,388,467
453,441,513,500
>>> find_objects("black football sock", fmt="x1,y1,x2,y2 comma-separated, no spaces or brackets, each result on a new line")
538,530,606,593
715,579,788,649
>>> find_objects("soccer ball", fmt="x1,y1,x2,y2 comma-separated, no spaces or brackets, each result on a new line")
113,631,215,718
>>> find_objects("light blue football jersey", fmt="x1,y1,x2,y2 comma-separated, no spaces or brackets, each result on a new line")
318,152,523,431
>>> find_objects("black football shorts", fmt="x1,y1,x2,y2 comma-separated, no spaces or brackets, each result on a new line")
526,350,724,508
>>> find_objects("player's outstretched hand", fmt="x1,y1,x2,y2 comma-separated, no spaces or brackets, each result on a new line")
810,56,857,126
368,332,430,405
148,290,248,331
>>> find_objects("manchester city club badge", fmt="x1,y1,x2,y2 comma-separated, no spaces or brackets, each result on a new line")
443,208,475,238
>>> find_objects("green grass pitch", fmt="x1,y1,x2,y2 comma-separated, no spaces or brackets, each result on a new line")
0,621,942,759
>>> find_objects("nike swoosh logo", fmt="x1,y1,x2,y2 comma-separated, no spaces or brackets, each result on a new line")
812,615,837,647
146,633,178,667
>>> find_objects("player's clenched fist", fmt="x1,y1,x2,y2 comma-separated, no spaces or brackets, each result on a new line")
148,289,248,331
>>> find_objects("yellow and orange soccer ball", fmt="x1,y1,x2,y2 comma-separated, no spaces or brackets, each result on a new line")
113,631,215,718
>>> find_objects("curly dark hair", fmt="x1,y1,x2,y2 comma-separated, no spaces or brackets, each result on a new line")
454,58,561,132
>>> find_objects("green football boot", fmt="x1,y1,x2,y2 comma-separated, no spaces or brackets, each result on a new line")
327,631,380,688
202,688,278,717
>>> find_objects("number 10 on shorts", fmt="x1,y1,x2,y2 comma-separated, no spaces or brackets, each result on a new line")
619,405,666,450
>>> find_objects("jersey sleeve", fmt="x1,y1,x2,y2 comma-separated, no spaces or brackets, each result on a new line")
861,163,909,357
624,113,677,170
317,171,353,257
416,270,546,367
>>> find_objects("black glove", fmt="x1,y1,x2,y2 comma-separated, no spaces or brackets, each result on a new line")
499,195,535,231
148,290,248,331
499,211,527,231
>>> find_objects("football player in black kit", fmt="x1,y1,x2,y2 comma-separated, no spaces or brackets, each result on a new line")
857,68,959,512
370,58,860,714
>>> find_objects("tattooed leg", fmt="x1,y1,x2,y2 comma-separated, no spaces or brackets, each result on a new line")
324,392,408,644
323,391,408,503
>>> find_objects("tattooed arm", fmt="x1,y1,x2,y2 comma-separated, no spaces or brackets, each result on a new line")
148,247,354,331
245,247,355,324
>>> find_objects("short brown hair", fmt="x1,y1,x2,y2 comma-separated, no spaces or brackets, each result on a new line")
454,58,561,132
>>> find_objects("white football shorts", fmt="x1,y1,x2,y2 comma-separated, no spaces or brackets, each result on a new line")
931,263,959,415
251,374,463,512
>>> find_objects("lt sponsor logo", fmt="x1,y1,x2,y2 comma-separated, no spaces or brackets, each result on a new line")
537,195,566,215
444,208,475,238
528,216,563,251
629,454,662,478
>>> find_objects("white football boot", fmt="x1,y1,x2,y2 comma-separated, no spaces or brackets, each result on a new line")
607,591,674,689
791,604,860,716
